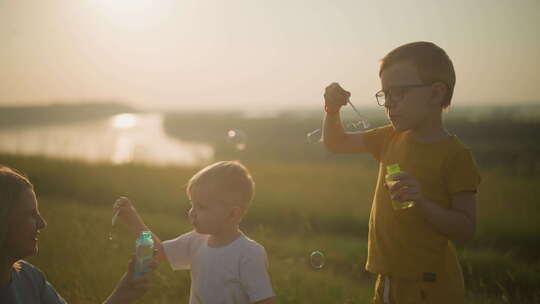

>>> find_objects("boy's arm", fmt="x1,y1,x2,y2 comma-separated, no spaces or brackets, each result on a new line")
388,176,476,242
322,82,368,154
114,197,167,261
416,192,476,242
323,112,368,154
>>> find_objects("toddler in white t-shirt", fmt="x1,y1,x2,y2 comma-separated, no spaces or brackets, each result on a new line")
114,161,275,304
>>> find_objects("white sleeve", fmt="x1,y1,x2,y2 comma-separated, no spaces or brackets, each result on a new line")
162,231,197,270
239,245,275,303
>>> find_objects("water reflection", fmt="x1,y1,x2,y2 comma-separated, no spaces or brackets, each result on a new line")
111,113,138,129
0,113,213,166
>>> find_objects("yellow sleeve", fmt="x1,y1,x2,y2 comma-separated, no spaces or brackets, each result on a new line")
362,125,393,161
445,148,482,194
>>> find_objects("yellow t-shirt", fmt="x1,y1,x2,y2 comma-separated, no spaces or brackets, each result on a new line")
362,125,481,280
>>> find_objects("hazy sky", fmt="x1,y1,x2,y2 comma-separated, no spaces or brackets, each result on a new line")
1,0,539,111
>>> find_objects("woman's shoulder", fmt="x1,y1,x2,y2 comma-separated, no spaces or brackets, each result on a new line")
16,260,46,280
7,260,47,300
17,260,37,269
14,261,67,303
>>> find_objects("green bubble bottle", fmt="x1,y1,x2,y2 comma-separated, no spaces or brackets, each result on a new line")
385,164,416,210
134,231,154,276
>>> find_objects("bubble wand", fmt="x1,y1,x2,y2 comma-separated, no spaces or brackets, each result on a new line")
307,99,370,143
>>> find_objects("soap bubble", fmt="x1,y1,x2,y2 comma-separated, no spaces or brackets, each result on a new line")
310,250,326,269
108,209,120,248
346,99,371,130
227,129,247,151
306,129,322,144
360,119,371,129
347,119,371,130
112,209,119,226
307,100,371,145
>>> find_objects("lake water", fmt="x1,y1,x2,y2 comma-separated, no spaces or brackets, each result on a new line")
0,113,213,166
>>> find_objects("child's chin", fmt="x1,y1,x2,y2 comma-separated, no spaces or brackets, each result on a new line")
391,123,407,132
194,227,209,235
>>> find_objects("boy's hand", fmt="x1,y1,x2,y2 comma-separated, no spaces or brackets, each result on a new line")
386,173,425,203
324,82,351,113
113,196,147,233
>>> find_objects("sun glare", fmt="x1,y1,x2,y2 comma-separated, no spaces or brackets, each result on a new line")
102,0,154,13
97,0,174,30
111,113,138,129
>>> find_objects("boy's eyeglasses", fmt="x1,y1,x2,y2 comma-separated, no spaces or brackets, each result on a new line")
375,84,432,106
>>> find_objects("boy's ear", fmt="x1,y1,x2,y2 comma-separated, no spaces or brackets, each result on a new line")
430,82,447,106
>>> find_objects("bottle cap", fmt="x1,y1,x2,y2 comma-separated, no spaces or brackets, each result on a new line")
386,163,402,175
140,231,152,240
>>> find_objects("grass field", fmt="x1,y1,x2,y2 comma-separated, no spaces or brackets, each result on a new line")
1,153,539,303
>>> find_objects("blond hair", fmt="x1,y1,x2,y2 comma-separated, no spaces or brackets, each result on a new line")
187,161,255,209
380,41,456,109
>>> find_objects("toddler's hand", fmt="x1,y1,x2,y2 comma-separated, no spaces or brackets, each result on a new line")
113,196,145,232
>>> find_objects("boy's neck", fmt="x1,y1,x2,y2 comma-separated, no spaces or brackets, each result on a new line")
207,226,242,248
409,112,450,143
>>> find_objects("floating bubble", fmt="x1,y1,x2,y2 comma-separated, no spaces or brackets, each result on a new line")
307,100,371,146
310,250,326,269
346,100,371,129
346,119,371,131
108,230,119,249
227,129,247,151
351,119,370,130
361,119,371,129
306,129,322,144
108,228,118,249
109,209,120,245
112,209,120,226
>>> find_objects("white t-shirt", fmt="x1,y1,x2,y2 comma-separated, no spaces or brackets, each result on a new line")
162,231,275,304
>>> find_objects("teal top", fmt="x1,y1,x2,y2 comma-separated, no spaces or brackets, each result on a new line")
0,260,66,304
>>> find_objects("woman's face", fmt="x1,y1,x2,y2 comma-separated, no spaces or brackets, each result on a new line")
5,188,47,260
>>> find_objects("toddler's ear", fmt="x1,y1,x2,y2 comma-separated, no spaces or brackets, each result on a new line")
230,206,244,220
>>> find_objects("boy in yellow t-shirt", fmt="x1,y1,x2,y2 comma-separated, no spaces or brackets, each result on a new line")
322,41,481,304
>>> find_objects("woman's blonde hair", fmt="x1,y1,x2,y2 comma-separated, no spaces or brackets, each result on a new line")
0,165,33,271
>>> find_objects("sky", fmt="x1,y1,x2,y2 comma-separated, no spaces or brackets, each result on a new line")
1,0,539,111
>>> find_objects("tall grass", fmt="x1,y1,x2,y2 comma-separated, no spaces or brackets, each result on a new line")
1,154,539,303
